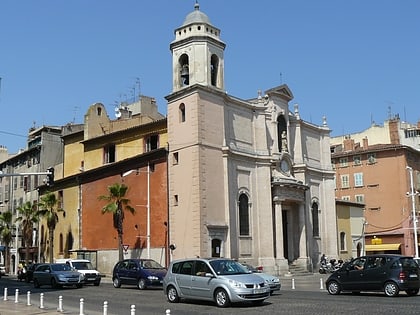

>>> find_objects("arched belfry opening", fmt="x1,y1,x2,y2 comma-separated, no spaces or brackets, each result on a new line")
179,54,189,86
210,54,219,87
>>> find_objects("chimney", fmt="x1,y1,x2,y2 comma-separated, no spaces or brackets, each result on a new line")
343,136,355,151
363,137,368,149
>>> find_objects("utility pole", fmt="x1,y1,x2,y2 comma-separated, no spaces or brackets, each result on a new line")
407,166,419,258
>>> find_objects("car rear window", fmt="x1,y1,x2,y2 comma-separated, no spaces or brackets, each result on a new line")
399,258,418,269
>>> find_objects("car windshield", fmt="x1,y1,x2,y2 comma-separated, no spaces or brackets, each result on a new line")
141,260,164,269
210,260,249,275
73,261,94,270
51,264,72,272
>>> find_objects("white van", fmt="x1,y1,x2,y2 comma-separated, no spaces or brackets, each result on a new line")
55,259,101,286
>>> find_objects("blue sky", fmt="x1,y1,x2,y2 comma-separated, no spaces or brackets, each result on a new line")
1,0,419,153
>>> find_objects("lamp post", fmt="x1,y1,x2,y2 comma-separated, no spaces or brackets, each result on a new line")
407,166,419,258
123,163,151,259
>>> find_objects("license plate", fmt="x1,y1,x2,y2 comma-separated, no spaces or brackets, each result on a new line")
409,274,418,278
253,288,264,294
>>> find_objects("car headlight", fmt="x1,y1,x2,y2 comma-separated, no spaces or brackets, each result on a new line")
228,279,246,288
148,275,159,281
79,274,85,280
58,275,67,281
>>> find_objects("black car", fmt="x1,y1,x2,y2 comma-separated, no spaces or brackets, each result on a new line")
112,258,167,290
326,254,420,297
25,263,41,283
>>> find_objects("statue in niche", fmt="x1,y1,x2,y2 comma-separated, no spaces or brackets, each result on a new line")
281,131,288,152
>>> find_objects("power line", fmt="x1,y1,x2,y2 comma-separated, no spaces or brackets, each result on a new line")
0,130,27,138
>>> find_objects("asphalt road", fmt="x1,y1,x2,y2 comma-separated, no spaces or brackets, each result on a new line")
0,275,419,314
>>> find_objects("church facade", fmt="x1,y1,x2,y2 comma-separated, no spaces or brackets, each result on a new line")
166,3,337,275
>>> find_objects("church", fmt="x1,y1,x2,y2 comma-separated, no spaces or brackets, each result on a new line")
166,3,337,275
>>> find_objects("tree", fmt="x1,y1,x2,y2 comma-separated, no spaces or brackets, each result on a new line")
15,201,41,265
38,192,63,263
0,211,13,274
99,183,135,261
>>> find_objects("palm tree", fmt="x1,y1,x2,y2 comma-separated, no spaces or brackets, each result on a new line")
99,183,135,261
15,201,41,265
38,192,63,263
0,210,13,274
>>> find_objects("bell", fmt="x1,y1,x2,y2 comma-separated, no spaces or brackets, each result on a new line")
181,64,189,76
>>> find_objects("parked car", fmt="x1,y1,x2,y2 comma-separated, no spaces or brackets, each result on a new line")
241,263,281,294
163,257,271,307
326,254,420,297
25,263,41,283
112,259,167,290
56,259,101,286
33,263,83,288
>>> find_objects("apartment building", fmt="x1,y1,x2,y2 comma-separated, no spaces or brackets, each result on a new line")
331,118,420,257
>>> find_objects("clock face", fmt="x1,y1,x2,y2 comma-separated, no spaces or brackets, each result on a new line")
280,160,290,173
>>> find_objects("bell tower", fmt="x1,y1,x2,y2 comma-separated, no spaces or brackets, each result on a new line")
170,2,225,92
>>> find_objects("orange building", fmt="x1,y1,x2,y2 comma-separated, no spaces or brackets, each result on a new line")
331,136,420,256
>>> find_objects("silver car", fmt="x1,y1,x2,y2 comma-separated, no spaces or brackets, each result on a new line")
163,258,270,307
241,263,281,294
33,263,83,288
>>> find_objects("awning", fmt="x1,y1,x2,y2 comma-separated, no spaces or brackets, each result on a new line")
365,244,401,251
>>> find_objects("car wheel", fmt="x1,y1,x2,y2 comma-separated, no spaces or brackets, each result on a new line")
327,280,341,295
167,285,179,303
406,288,419,296
33,279,40,288
137,278,147,290
214,288,230,308
51,278,59,289
76,284,83,288
113,277,121,288
384,281,399,297
94,280,101,286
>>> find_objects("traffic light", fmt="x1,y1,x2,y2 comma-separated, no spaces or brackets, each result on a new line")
46,167,54,186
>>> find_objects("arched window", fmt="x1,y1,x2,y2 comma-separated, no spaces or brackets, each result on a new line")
340,231,346,251
179,103,186,122
239,193,250,236
277,115,287,152
312,202,319,237
210,54,219,86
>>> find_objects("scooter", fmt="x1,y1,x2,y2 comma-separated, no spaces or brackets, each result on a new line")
17,267,27,281
319,258,343,274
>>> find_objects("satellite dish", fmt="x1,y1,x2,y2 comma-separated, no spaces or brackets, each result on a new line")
115,107,121,118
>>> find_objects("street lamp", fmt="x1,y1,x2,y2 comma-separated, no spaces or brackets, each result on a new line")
123,163,151,259
407,166,419,258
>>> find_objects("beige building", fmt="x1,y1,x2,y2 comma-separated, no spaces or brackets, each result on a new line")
166,3,337,275
335,200,365,261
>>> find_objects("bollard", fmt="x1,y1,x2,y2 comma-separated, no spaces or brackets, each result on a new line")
39,293,45,309
14,288,19,304
27,291,31,306
166,309,171,315
3,287,8,301
57,295,63,312
130,304,135,315
79,298,84,315
291,278,295,290
320,278,324,290
103,301,108,315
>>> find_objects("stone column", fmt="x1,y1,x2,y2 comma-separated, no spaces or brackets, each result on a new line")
274,199,284,258
298,202,307,258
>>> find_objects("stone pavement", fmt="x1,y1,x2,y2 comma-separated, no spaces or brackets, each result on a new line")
0,273,328,314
